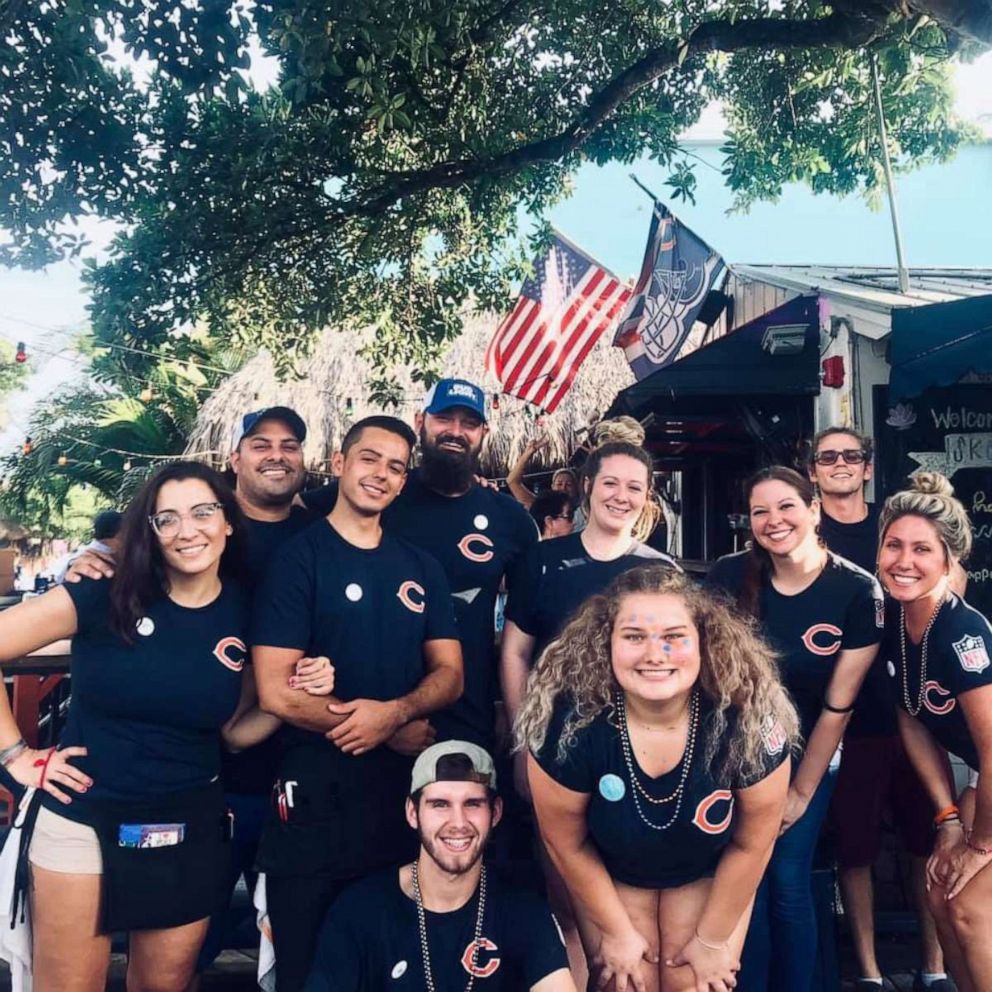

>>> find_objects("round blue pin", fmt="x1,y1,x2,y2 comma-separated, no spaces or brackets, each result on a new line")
599,773,626,802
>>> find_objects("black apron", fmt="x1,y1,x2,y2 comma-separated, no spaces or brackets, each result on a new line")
88,780,231,932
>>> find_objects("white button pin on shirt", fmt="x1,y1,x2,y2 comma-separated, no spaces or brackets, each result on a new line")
391,960,407,979
345,583,363,602
887,661,896,677
136,617,155,637
474,514,489,530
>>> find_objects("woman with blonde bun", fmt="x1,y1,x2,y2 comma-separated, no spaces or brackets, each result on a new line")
518,566,798,992
878,472,992,992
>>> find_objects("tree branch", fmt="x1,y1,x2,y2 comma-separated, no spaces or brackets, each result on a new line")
339,8,892,220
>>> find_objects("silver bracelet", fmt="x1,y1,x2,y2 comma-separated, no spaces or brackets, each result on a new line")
0,738,27,768
694,928,730,951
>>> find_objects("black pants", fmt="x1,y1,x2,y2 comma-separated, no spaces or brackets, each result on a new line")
266,873,351,992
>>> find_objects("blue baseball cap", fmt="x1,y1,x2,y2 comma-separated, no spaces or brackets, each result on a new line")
421,379,487,422
232,406,307,451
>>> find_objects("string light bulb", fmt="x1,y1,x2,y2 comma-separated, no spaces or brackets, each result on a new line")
22,436,32,455
345,397,354,415
15,342,27,364
492,393,500,411
139,386,153,402
123,459,132,471
57,453,68,466
94,458,102,468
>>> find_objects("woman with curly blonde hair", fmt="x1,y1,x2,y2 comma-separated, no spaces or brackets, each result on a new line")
517,565,799,992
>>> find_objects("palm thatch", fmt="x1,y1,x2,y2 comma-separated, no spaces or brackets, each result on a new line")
185,312,634,477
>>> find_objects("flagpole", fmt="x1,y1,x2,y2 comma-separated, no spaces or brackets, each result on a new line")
870,53,910,295
628,173,664,205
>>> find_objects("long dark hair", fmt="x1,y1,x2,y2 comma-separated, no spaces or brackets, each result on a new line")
109,461,247,641
738,466,821,619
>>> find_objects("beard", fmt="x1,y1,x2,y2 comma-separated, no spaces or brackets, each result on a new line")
419,428,480,495
419,826,489,876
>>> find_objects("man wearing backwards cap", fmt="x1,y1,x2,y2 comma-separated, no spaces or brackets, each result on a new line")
303,379,538,750
304,741,574,991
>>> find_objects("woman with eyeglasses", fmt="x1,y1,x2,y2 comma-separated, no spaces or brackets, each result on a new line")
705,466,883,992
0,462,332,992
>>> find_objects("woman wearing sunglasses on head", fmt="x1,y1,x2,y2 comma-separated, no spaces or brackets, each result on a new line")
878,473,992,992
0,462,332,992
705,466,883,992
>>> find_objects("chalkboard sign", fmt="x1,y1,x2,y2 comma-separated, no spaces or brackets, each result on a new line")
874,384,992,619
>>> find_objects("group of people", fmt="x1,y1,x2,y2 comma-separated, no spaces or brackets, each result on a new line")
0,378,988,992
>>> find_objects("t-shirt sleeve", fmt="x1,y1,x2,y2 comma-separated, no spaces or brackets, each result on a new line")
942,608,992,698
299,482,338,516
420,551,459,642
729,714,791,790
250,537,315,650
303,887,364,992
62,575,112,637
504,545,542,635
517,890,570,987
842,572,884,650
530,695,597,793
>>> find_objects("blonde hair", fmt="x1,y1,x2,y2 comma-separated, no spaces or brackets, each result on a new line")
581,440,661,543
514,566,800,783
592,416,646,447
879,471,972,564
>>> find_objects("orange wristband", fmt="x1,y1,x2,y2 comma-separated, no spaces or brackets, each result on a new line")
934,804,960,827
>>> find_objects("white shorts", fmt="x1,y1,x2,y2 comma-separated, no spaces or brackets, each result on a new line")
28,805,103,875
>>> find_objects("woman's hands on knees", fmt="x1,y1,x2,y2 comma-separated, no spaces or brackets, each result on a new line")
592,926,657,992
666,934,740,991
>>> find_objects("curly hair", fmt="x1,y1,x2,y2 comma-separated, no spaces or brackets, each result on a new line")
514,565,800,783
879,471,972,564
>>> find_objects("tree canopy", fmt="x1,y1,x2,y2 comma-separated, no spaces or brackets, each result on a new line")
1,0,987,377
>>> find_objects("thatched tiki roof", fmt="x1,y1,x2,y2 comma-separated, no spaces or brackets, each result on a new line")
185,312,635,477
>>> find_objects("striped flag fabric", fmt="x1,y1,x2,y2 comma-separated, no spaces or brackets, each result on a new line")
485,232,629,412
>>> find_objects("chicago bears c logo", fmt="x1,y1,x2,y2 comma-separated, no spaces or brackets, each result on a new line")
461,937,500,978
397,581,426,614
923,680,956,716
801,623,843,656
693,790,734,835
213,636,247,672
458,533,494,563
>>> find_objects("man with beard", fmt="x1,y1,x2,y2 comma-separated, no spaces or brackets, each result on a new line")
303,380,538,749
303,741,574,992
253,415,464,992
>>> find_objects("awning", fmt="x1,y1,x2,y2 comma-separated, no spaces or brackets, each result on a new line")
889,294,992,400
610,295,822,417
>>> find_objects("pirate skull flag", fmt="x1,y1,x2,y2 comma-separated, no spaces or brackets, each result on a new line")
614,202,727,380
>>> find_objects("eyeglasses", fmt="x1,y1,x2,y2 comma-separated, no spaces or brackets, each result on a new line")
149,502,224,538
813,449,869,466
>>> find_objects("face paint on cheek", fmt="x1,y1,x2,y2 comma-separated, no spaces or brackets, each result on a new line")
662,642,671,652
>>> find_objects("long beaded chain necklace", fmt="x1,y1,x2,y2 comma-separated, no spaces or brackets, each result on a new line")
900,597,946,717
616,688,700,830
411,859,487,992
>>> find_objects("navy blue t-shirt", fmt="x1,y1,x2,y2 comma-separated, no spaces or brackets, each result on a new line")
817,506,896,739
51,577,248,823
505,532,680,660
533,695,788,889
304,867,568,992
705,551,883,740
221,504,321,795
251,520,459,878
304,475,537,746
883,594,992,770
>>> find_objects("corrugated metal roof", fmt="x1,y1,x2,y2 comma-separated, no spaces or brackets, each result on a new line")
733,265,992,314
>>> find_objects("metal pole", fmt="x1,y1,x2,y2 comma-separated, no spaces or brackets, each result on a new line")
870,53,910,294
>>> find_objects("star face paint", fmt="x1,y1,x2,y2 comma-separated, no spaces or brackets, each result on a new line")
611,592,701,706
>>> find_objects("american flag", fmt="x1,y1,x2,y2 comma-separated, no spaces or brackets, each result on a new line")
485,232,629,412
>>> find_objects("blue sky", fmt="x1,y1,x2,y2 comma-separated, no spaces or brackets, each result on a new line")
1,53,990,451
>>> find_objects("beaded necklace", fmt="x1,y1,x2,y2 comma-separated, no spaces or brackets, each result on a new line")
900,597,946,717
411,860,487,992
616,689,700,830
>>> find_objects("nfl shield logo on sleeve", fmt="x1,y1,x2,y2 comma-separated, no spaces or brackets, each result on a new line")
953,635,991,674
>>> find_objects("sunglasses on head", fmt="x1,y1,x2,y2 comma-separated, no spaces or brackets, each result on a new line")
813,449,869,466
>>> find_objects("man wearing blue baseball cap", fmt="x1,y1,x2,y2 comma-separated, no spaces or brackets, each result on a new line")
303,379,538,751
